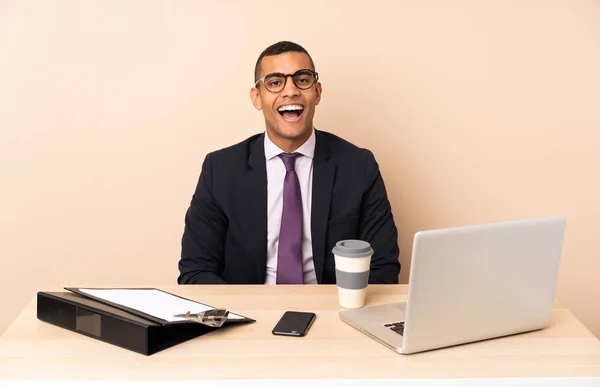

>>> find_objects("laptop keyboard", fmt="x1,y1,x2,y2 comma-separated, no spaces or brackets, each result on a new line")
384,321,405,335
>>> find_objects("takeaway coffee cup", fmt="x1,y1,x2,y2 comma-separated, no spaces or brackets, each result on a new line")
332,240,374,308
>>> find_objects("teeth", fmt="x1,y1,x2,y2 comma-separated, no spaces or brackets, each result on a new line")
277,105,304,112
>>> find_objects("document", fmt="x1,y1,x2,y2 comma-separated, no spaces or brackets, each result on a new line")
77,288,245,323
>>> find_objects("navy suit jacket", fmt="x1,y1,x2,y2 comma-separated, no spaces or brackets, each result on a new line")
178,130,400,284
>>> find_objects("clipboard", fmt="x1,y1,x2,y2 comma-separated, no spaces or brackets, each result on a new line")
37,287,255,355
64,287,255,326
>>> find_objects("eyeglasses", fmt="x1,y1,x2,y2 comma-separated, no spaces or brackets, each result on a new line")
254,69,319,93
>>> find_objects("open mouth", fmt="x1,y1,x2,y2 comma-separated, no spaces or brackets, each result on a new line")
277,104,304,122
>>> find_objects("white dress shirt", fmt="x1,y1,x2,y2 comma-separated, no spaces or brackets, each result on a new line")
264,130,317,284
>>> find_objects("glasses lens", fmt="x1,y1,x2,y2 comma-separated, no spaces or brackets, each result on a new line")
293,70,316,89
264,73,286,92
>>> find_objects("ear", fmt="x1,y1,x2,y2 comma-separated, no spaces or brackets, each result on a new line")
250,87,262,111
314,82,322,106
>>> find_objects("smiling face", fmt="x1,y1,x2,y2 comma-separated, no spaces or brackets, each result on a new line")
250,51,322,153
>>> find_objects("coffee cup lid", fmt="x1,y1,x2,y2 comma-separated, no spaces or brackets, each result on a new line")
332,240,374,258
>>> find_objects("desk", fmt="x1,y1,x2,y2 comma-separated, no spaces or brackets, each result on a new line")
0,285,599,386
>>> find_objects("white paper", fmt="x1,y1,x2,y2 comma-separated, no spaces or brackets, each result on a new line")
77,288,244,322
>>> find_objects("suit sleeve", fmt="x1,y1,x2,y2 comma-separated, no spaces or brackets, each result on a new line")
359,151,401,284
178,154,229,284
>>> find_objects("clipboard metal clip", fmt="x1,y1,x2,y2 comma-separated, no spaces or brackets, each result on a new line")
173,309,230,327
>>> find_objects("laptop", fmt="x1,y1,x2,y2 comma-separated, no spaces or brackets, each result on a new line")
339,215,566,354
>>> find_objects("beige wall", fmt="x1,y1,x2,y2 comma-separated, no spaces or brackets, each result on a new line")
1,1,599,337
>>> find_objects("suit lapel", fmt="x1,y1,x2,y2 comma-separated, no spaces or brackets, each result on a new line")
245,133,268,283
311,130,335,283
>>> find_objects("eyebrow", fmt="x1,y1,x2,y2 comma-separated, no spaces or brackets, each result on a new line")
265,69,311,75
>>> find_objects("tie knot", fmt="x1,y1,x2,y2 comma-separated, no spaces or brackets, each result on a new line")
278,152,300,172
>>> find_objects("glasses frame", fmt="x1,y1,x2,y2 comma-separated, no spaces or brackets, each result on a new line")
254,69,319,93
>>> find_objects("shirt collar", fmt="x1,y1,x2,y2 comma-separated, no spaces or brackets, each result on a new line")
264,129,316,161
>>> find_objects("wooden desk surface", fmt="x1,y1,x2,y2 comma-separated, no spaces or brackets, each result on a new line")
0,285,599,384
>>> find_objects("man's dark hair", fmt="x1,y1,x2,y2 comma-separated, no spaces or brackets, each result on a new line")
254,41,316,82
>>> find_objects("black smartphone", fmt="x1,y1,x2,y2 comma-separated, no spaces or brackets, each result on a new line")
272,311,316,337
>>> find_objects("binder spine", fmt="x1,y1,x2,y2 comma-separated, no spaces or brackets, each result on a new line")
37,292,150,355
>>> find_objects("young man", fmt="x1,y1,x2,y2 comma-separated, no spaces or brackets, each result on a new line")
178,41,400,285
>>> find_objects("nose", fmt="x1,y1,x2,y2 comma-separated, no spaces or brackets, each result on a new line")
281,75,301,98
